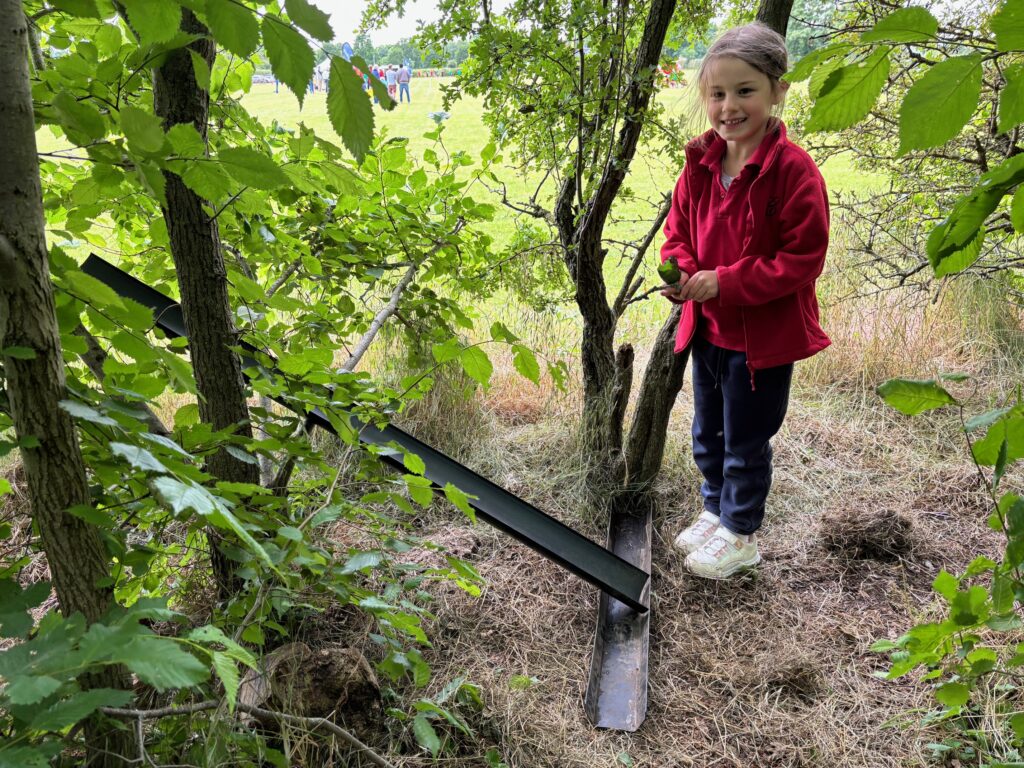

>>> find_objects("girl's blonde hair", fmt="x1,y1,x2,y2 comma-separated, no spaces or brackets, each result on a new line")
686,22,790,138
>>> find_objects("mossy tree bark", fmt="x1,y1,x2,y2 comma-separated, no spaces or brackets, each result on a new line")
150,9,259,595
0,3,129,763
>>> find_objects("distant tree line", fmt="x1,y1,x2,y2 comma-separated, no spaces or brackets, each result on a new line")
337,33,471,69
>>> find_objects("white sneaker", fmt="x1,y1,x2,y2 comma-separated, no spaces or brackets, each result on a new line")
684,526,761,579
673,510,720,555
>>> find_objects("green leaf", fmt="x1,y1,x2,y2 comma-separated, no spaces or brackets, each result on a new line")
341,551,383,574
121,105,166,155
217,147,289,189
973,416,1024,465
999,64,1024,133
512,345,540,384
212,652,241,712
168,123,206,159
1013,185,1024,233
61,269,126,311
187,625,257,667
861,7,938,42
509,674,536,690
350,54,394,109
899,55,983,154
404,451,426,475
3,675,62,706
443,483,476,523
489,322,518,343
927,154,1024,264
432,338,462,364
404,475,434,508
120,0,182,47
327,57,374,162
876,378,956,415
934,681,970,707
110,442,168,474
785,43,849,83
993,0,1024,51
59,400,118,426
459,346,493,388
189,50,212,92
51,0,101,17
30,688,133,731
285,0,333,41
262,15,314,106
117,637,210,691
412,714,441,756
52,91,106,144
932,570,958,602
933,228,984,277
806,47,890,133
277,526,303,541
204,0,259,58
2,346,36,360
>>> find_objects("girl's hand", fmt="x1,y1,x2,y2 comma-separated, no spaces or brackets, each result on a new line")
660,272,690,302
679,270,719,302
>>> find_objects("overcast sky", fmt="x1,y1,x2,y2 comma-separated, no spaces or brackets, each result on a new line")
323,0,442,46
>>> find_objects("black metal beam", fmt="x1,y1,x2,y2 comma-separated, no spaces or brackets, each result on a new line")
80,255,651,613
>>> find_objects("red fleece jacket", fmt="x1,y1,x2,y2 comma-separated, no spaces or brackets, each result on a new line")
660,122,831,372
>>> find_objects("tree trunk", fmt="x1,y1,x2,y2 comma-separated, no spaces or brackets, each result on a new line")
756,0,795,36
624,306,688,489
0,3,128,762
569,0,678,473
152,9,258,594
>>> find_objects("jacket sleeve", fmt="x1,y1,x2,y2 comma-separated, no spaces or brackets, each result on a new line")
715,169,829,307
660,168,699,277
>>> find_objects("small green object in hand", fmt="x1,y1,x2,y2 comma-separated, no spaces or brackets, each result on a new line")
658,260,681,286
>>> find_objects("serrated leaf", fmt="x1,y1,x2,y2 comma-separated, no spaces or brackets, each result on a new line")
459,346,492,388
61,269,125,310
785,42,849,83
412,714,441,756
3,675,63,706
351,54,396,109
51,0,101,17
212,652,241,711
328,57,374,161
189,50,211,92
404,451,426,475
932,570,958,601
934,681,970,707
806,47,890,132
168,123,206,158
928,154,1024,264
262,15,314,106
30,688,133,731
443,483,476,522
993,0,1024,51
861,7,938,42
1013,185,1024,232
285,0,333,41
120,0,181,47
59,400,118,426
217,147,289,189
121,105,166,155
110,442,168,474
117,637,210,691
899,55,983,154
512,345,540,384
52,91,106,144
187,625,257,667
341,551,383,574
432,338,462,364
998,64,1024,133
876,378,956,415
205,0,259,58
933,228,984,277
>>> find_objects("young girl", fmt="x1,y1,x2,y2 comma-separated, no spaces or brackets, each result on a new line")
660,23,830,579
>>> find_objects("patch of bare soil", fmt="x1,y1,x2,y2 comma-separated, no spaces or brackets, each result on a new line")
363,390,1006,768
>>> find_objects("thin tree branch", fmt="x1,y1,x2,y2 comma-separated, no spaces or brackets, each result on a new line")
613,191,671,316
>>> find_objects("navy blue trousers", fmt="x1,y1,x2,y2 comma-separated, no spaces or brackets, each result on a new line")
691,336,793,536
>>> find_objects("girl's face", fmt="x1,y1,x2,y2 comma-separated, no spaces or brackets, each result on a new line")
703,56,787,147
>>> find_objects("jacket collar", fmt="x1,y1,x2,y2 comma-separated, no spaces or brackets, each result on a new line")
687,120,788,177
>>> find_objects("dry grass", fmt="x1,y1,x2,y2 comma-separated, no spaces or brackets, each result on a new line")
326,277,1024,768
